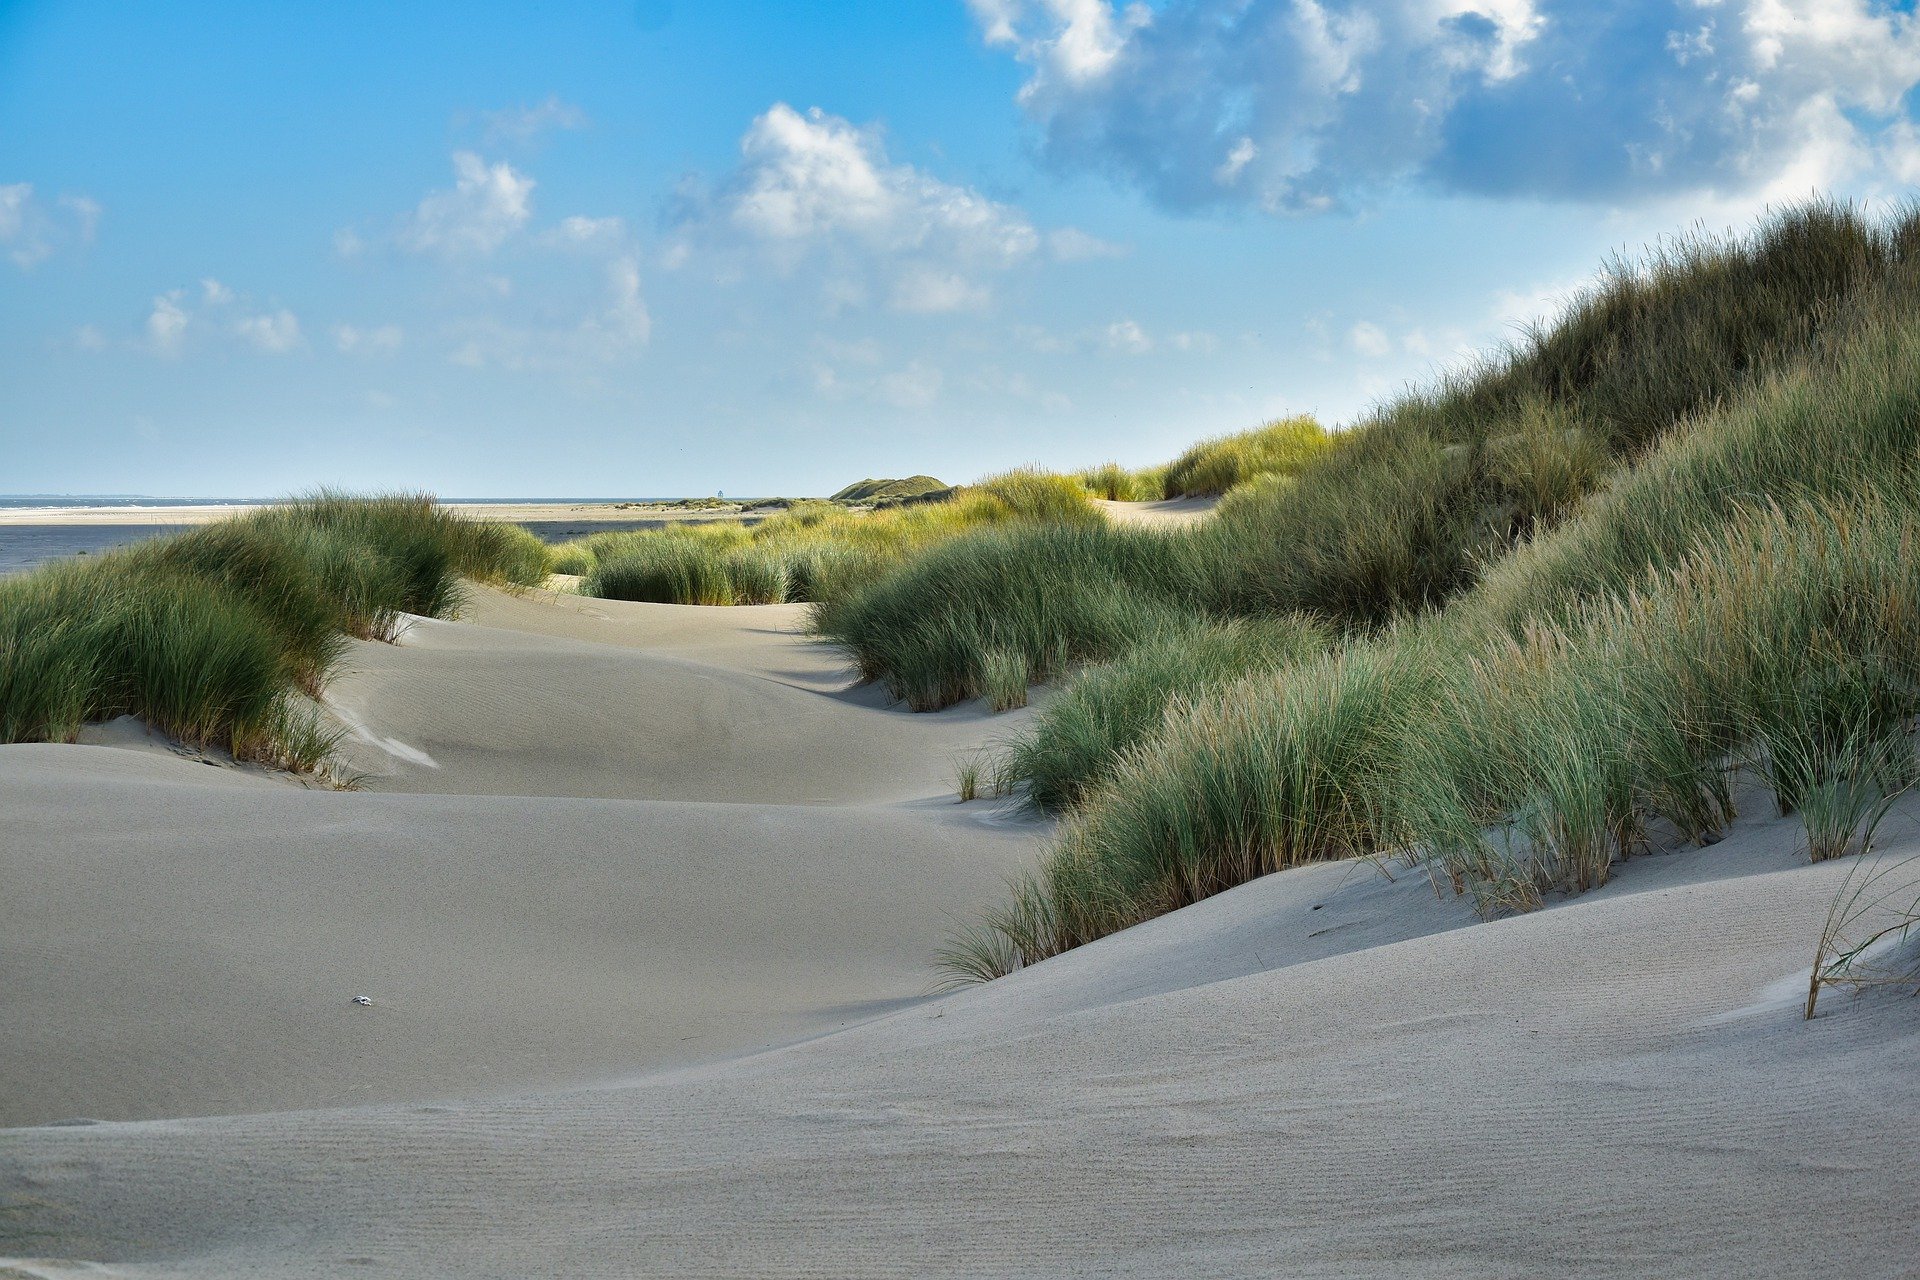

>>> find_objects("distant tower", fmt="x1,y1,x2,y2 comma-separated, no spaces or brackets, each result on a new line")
718,490,724,499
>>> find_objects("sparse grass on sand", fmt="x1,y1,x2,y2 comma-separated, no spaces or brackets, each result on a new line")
924,200,1920,981
0,493,549,772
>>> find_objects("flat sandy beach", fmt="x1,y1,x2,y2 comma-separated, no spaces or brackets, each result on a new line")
0,502,761,527
4,536,1920,1276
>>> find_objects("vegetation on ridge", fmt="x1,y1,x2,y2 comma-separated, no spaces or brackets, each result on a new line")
565,470,1094,608
0,494,548,772
902,200,1920,981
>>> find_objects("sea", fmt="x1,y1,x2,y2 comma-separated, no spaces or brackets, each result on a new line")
0,497,689,576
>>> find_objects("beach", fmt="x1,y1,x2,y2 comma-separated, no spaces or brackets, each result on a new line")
4,557,1919,1276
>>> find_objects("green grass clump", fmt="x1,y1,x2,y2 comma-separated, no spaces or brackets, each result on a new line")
814,521,1213,710
936,201,1920,981
570,469,1099,608
1400,493,1920,907
1162,416,1331,498
1074,462,1168,502
995,615,1331,812
0,493,545,773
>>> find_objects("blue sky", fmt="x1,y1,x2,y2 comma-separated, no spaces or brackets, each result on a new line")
4,0,1920,497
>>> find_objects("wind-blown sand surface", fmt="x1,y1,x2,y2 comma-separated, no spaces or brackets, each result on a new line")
5,581,1920,1276
1,590,1041,1126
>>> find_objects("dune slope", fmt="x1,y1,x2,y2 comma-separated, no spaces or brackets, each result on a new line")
0,591,1041,1127
5,802,1916,1276
5,586,1918,1277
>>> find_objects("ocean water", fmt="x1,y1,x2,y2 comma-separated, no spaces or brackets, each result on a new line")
0,499,722,576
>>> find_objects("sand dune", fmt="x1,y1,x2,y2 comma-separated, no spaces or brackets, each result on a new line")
6,584,1919,1276
0,592,1042,1128
324,590,1025,803
6,799,1916,1276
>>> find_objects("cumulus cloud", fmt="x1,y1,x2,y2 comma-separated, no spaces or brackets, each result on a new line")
675,103,1112,312
1106,318,1153,353
146,291,189,354
0,183,100,268
400,152,535,256
972,0,1920,210
235,309,304,353
136,279,305,357
481,95,589,145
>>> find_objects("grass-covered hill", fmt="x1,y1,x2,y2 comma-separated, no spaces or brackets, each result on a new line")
0,495,547,774
829,475,952,504
806,200,1920,980
552,470,1096,607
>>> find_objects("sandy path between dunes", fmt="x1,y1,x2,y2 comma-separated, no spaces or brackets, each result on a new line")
6,583,1920,1276
1094,496,1218,525
0,590,1043,1127
6,801,1919,1276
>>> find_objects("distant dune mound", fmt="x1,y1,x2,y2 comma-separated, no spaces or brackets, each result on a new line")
829,475,951,504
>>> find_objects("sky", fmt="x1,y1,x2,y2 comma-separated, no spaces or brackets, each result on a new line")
4,1,1920,498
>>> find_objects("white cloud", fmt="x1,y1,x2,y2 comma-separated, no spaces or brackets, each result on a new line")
481,96,589,145
147,291,189,355
545,214,628,249
0,183,100,268
1348,320,1393,357
892,266,990,314
1106,319,1153,353
235,309,303,353
200,278,234,305
334,228,365,259
723,104,1038,260
678,103,1103,313
334,323,405,355
971,0,1920,210
400,152,535,256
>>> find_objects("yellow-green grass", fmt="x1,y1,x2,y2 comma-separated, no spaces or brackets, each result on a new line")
935,200,1920,980
1161,416,1331,498
571,470,1096,607
992,614,1331,812
1073,462,1168,502
0,494,548,772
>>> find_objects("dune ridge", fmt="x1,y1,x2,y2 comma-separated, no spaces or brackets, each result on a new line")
4,577,1918,1277
5,792,1915,1275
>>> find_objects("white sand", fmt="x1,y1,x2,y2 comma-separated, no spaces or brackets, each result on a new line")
4,585,1919,1276
1094,496,1219,525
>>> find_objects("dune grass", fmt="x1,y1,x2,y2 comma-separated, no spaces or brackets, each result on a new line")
1073,462,1168,502
814,521,1223,710
572,470,1096,607
927,200,1920,981
1161,416,1331,498
993,614,1331,812
0,493,548,772
835,203,1909,721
